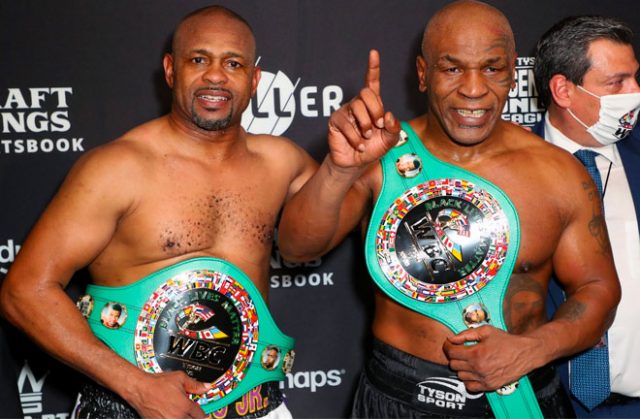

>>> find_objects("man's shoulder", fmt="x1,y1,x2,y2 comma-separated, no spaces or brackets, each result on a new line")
91,117,169,158
245,133,318,194
79,138,149,171
246,133,316,165
496,124,592,216
501,123,584,181
246,132,304,152
69,122,162,185
504,121,572,161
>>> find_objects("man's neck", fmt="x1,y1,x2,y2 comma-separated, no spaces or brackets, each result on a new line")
165,113,249,161
547,105,602,148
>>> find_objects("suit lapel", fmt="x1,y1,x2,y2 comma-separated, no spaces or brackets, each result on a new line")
617,127,640,230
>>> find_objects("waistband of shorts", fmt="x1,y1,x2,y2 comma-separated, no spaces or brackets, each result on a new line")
75,380,285,419
207,381,285,418
368,338,559,401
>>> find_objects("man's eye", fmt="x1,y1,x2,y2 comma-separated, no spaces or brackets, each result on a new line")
485,66,505,74
227,61,242,69
191,57,206,64
604,79,623,89
445,67,460,74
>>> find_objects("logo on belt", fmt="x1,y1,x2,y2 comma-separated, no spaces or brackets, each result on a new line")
376,178,510,303
135,269,258,403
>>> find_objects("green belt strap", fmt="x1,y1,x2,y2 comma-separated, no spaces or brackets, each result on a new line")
365,122,543,419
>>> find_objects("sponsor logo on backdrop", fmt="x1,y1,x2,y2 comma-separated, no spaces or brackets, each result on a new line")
280,368,345,393
270,248,333,288
0,238,20,275
269,270,335,288
0,87,84,154
502,57,544,127
241,58,344,136
18,361,69,419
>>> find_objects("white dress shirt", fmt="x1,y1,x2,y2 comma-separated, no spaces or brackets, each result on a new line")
544,114,640,396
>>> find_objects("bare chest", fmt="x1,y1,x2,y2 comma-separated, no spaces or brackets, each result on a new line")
147,188,276,255
105,167,284,271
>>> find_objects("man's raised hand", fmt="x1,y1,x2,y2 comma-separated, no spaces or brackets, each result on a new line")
327,50,401,169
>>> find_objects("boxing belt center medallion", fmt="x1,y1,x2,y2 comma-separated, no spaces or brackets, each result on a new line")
375,178,509,304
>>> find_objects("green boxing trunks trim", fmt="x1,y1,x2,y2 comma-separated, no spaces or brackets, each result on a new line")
364,122,543,419
80,257,295,414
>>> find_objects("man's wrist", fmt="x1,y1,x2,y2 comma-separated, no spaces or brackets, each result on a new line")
325,154,367,181
520,329,559,370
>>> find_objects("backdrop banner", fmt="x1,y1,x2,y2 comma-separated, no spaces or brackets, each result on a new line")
1,1,638,418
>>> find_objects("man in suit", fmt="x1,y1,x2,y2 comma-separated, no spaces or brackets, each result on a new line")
533,15,640,417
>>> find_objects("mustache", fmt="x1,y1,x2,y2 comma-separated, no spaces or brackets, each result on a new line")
194,86,233,96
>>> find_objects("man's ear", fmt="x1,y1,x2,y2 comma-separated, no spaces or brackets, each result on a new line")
549,74,574,109
163,53,175,88
416,55,428,92
251,66,261,97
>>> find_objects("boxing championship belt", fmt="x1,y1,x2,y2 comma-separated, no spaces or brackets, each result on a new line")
364,122,543,419
76,257,295,414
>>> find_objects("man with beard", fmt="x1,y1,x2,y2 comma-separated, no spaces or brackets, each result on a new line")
0,6,316,419
277,1,619,417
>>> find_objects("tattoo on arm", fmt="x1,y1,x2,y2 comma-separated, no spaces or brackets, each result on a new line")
582,181,612,258
503,274,545,333
555,298,586,322
588,215,610,255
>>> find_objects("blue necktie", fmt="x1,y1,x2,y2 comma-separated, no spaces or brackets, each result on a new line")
570,149,610,410
574,149,604,197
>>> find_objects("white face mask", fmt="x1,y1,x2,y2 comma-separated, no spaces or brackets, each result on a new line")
567,85,640,145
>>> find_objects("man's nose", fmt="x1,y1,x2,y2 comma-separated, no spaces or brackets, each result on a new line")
458,70,489,98
627,76,640,93
203,62,228,84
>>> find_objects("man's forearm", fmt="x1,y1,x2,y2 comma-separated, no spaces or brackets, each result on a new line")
525,285,618,368
1,280,146,398
279,155,366,261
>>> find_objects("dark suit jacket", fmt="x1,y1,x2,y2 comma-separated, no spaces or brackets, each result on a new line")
532,119,640,225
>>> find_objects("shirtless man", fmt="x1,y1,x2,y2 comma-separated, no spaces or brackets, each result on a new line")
0,6,316,419
277,1,620,417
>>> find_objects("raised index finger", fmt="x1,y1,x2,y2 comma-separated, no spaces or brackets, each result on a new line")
365,49,381,96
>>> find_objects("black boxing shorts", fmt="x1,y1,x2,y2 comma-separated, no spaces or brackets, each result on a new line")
72,380,286,419
351,339,576,418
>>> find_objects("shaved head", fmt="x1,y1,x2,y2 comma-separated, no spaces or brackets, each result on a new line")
172,5,256,60
415,0,517,145
421,0,515,60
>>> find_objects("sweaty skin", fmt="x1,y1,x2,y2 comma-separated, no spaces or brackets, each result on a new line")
278,0,620,393
0,7,317,419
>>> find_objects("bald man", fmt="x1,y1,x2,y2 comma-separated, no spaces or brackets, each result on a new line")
278,1,619,417
0,6,316,419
